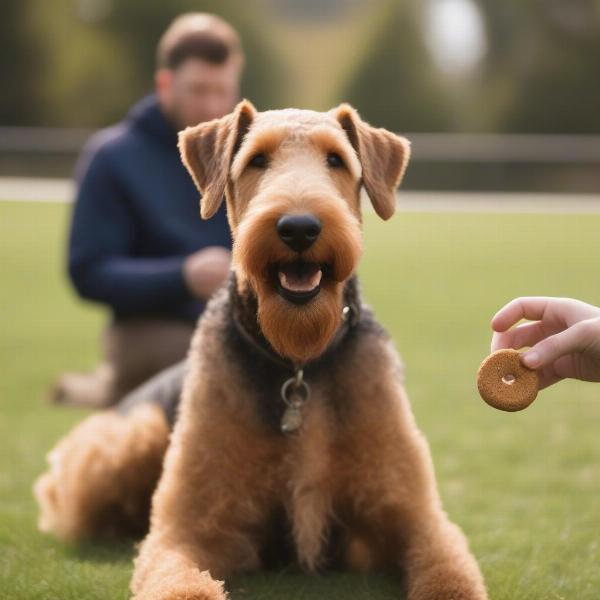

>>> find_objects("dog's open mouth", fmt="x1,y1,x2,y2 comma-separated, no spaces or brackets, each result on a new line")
273,259,329,304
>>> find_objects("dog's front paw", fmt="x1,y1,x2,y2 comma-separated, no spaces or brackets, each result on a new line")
132,570,227,600
151,588,226,600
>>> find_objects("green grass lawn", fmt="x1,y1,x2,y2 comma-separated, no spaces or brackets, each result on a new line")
1,200,600,599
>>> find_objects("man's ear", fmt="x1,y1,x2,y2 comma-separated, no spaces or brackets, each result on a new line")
334,103,410,220
178,99,256,219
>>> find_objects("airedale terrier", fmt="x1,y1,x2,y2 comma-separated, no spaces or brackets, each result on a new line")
35,100,487,600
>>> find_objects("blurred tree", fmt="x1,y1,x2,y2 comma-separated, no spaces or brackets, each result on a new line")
0,1,45,125
476,0,600,133
339,0,454,132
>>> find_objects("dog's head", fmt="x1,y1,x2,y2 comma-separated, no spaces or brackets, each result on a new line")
179,100,410,362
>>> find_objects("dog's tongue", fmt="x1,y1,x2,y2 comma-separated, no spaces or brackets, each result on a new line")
278,262,322,292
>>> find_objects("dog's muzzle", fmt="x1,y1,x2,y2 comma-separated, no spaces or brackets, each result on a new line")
273,213,326,304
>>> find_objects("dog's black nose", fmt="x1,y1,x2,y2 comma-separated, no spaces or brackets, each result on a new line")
276,214,322,252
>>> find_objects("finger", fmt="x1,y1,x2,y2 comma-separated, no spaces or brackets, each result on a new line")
491,297,555,332
490,320,547,353
536,364,563,390
521,318,598,370
551,354,579,383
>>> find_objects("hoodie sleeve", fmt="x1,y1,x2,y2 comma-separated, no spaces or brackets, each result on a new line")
68,140,193,315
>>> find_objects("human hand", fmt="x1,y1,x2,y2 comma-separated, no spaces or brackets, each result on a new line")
183,246,231,300
490,296,600,389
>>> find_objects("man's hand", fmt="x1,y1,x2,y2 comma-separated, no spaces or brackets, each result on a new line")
183,246,231,300
490,296,600,390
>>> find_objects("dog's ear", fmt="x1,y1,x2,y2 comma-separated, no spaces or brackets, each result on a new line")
179,99,256,219
334,104,410,220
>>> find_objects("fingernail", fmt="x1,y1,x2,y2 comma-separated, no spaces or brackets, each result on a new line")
522,351,540,368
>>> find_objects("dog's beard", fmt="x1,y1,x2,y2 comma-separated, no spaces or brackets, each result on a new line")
254,278,344,362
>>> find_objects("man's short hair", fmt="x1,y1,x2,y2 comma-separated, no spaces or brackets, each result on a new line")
157,13,244,71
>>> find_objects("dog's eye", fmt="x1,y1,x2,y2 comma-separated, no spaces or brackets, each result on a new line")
248,153,268,169
326,152,345,169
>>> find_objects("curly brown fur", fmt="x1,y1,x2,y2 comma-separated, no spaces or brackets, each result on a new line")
34,404,169,541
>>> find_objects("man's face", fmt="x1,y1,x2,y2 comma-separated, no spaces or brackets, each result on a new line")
156,58,240,129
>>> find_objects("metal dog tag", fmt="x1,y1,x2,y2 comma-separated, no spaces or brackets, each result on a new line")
280,370,310,434
281,404,303,433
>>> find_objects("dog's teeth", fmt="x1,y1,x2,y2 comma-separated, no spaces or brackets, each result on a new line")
278,269,322,293
279,271,290,289
309,269,322,288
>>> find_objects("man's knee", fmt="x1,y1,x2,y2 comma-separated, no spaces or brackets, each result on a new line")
103,319,194,396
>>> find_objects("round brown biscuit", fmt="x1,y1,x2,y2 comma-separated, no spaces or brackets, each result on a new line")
477,348,539,412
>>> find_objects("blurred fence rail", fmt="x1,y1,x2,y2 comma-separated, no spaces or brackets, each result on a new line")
407,133,600,164
1,128,600,193
0,128,92,153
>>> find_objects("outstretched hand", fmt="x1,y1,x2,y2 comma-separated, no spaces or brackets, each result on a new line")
490,297,600,390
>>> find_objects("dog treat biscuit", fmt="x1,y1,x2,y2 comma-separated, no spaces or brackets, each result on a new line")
477,349,539,412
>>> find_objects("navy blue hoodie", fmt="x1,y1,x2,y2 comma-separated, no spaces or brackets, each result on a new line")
68,94,232,322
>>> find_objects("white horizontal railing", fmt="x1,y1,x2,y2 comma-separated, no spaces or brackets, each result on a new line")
2,177,600,212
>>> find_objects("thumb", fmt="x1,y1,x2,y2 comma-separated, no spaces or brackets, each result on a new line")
521,318,597,370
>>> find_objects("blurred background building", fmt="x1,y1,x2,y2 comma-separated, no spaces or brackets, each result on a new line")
2,0,600,192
